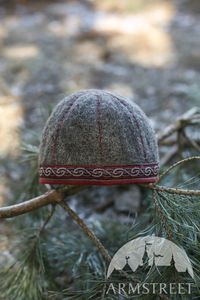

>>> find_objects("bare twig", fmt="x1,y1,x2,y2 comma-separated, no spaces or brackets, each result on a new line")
1,155,200,218
160,145,177,166
1,157,200,218
158,156,200,183
157,107,200,143
0,107,200,221
160,138,200,147
147,184,200,196
59,200,111,262
177,128,184,160
0,186,85,218
59,200,139,281
182,131,200,153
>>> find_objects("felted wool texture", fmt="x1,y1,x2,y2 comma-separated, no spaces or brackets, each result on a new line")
39,89,159,185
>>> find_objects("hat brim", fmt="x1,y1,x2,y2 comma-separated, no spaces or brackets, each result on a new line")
39,164,159,186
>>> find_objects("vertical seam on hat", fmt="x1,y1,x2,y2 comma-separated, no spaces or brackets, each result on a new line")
52,94,83,163
118,98,148,161
96,94,103,163
109,94,148,162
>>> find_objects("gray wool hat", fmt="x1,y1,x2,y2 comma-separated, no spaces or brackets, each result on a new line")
39,89,159,185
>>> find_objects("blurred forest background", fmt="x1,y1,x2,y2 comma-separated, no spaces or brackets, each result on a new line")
0,0,200,299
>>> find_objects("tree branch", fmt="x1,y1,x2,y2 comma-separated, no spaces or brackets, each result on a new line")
59,200,111,262
0,186,85,218
1,179,200,220
158,155,200,183
0,107,200,219
147,184,200,196
157,107,200,143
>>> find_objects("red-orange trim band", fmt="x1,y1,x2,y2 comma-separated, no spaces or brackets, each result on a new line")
39,164,159,185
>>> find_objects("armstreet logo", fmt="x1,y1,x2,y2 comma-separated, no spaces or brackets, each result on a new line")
106,235,194,296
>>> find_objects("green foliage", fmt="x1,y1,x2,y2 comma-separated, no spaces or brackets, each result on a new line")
1,142,200,299
0,230,46,300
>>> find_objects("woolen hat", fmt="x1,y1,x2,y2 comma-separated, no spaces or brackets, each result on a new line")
39,89,159,185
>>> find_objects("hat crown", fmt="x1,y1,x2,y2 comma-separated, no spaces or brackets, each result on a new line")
39,89,159,185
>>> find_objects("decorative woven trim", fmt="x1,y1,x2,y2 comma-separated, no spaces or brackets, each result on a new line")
39,164,159,185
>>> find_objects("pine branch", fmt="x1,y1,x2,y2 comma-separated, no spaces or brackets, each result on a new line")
0,205,56,300
152,190,173,240
1,109,199,299
148,184,200,196
59,200,111,263
1,107,200,219
1,180,200,219
158,156,200,183
0,186,84,218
